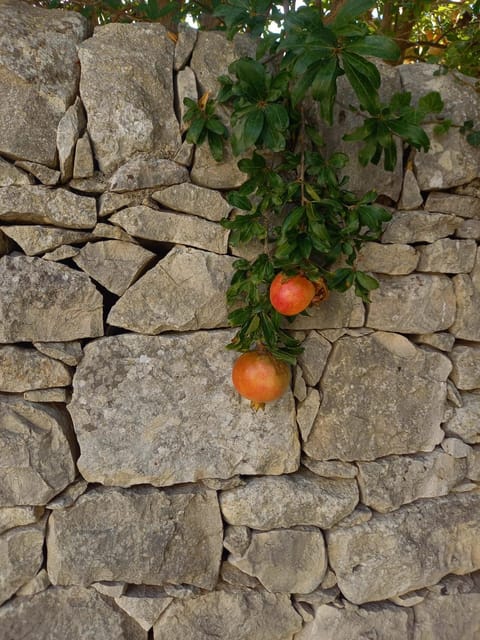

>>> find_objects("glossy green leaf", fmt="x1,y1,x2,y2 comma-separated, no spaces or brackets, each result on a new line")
265,104,289,132
331,0,375,26
341,51,381,113
346,35,400,61
207,131,224,161
243,109,265,148
356,270,379,291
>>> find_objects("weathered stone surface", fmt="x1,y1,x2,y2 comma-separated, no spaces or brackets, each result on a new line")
417,239,477,273
68,330,299,487
412,589,480,640
302,457,358,479
357,451,467,512
174,23,198,71
336,505,373,528
293,365,307,401
450,344,480,390
221,561,262,589
224,525,251,556
152,182,232,221
0,345,71,392
327,493,480,604
79,23,181,173
305,333,450,461
47,479,88,510
297,388,321,442
412,331,455,352
294,602,410,640
0,225,94,256
110,205,229,253
73,240,155,296
191,141,248,189
15,160,60,185
0,1,88,167
176,67,198,129
109,157,189,192
73,133,94,179
0,229,11,255
289,288,364,330
425,192,480,219
366,274,456,333
47,486,222,589
92,222,136,242
382,210,461,243
0,586,147,640
153,589,302,640
467,446,480,480
98,189,156,217
0,394,76,506
108,246,233,332
441,437,472,458
0,157,31,186
450,248,480,340
398,168,423,210
42,245,79,261
0,506,44,535
456,218,480,239
444,392,480,444
219,471,358,530
0,185,96,228
69,175,106,193
355,242,418,275
229,528,326,593
115,586,172,631
57,97,86,182
174,140,194,167
33,341,83,367
297,332,332,386
15,568,50,597
0,519,46,605
0,256,103,342
24,388,70,403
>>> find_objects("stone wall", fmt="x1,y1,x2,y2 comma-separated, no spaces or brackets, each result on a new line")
1,1,480,638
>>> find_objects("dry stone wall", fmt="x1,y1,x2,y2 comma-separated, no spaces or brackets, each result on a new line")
0,1,480,638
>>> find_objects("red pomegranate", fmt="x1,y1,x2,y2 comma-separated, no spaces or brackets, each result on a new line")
232,350,291,407
269,272,316,316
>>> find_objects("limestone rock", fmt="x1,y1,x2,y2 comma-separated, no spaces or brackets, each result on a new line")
108,246,233,333
57,97,86,182
0,157,31,186
0,186,96,229
0,506,44,535
153,588,302,640
115,586,172,631
304,333,450,461
98,189,157,217
92,222,136,242
219,471,358,530
73,133,94,179
443,392,480,443
417,239,476,273
110,205,229,254
0,229,11,255
412,589,480,640
441,437,472,458
450,344,480,390
42,245,79,261
0,256,103,342
355,242,418,275
398,168,423,210
229,528,326,594
15,160,60,186
297,332,332,386
289,288,364,330
79,23,181,173
176,67,198,130
450,248,480,340
456,218,480,239
297,388,321,442
33,341,83,367
0,394,76,506
0,519,46,606
46,478,88,511
425,192,480,219
336,504,373,528
357,451,467,512
0,1,88,167
68,330,299,487
467,446,480,481
220,561,262,589
24,388,70,403
47,485,222,589
174,140,194,167
152,182,232,222
0,225,94,256
366,274,456,333
69,175,106,193
412,332,455,352
15,569,51,597
191,141,248,189
0,586,147,640
302,457,358,479
91,581,125,598
0,345,71,392
109,157,188,192
382,210,461,243
293,366,307,401
327,493,480,604
73,240,155,296
174,23,198,71
223,525,251,556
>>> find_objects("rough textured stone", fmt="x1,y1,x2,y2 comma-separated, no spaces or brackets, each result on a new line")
115,586,172,631
24,388,70,403
293,365,307,401
0,256,103,342
79,23,181,174
110,205,229,253
46,479,88,510
443,392,480,444
47,486,222,589
153,589,302,640
0,225,94,256
108,246,233,332
450,248,480,340
297,388,321,442
382,210,461,243
68,330,299,487
0,519,46,605
0,394,76,506
109,157,189,192
366,274,456,333
98,189,156,217
441,437,472,458
174,23,197,71
413,589,480,640
42,245,79,261
450,344,480,390
0,185,96,229
224,525,251,556
92,222,136,242
417,239,476,273
425,192,480,219
456,218,480,239
219,471,358,530
336,504,373,528
0,586,147,640
176,67,198,130
357,451,467,512
398,168,423,210
302,457,358,479
467,446,480,481
305,333,450,461
191,141,249,189
0,157,31,186
0,228,11,255
327,493,480,604
355,242,418,275
15,160,60,185
69,175,106,193
0,1,88,167
57,97,86,182
297,332,332,386
73,240,155,296
229,528,326,593
152,182,232,221
73,133,94,179
0,345,71,392
0,506,44,535
33,341,83,367
289,288,364,330
15,568,50,597
412,332,455,352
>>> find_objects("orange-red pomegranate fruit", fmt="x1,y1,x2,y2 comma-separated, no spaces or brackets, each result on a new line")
232,350,291,404
269,272,316,316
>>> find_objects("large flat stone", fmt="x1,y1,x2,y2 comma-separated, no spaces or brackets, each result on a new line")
0,225,94,256
289,288,364,330
305,333,450,461
443,392,480,444
152,182,232,221
327,493,480,604
108,157,189,192
355,242,418,275
417,239,477,273
0,256,103,342
47,485,222,589
413,589,480,640
381,210,461,243
450,344,480,390
450,247,480,340
68,330,299,487
425,192,480,219
0,506,44,535
0,345,71,392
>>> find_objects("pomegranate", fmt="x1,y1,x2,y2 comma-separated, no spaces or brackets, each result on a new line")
269,272,316,316
232,350,291,408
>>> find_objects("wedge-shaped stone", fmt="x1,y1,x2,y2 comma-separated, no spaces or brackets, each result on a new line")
79,23,181,174
382,211,461,243
0,256,103,342
220,471,357,530
115,586,172,631
443,392,480,443
152,183,232,221
57,97,86,182
417,239,476,273
69,331,298,486
327,493,480,604
15,160,60,185
109,157,188,192
413,589,480,640
366,274,455,333
297,332,332,386
0,157,31,186
174,24,197,71
0,186,96,229
450,344,480,390
355,242,418,275
47,486,222,589
0,345,71,392
1,225,94,256
33,341,83,367
425,192,480,218
305,333,450,461
0,586,146,640
153,588,302,640
108,246,234,333
0,394,76,506
110,205,229,254
398,168,423,210
357,451,467,512
0,506,44,535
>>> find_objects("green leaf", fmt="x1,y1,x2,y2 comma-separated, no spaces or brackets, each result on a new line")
341,51,381,113
418,91,444,115
291,65,318,106
185,117,206,144
387,119,430,151
467,131,480,147
331,0,375,26
355,271,379,291
311,58,342,124
207,131,224,162
227,192,252,211
243,109,265,148
230,58,266,95
206,118,227,136
433,120,452,136
264,104,289,132
346,35,400,61
282,206,305,233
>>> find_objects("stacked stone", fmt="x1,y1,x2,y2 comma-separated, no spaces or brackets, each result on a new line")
0,1,479,638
